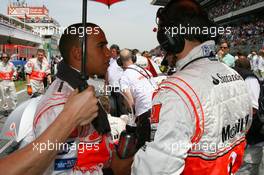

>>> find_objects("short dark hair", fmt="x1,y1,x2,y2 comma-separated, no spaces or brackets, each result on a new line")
1,52,10,60
160,0,218,43
37,49,45,54
235,55,251,70
132,49,139,56
220,40,230,48
110,44,120,51
59,23,99,64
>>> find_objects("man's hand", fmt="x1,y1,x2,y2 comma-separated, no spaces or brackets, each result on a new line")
111,150,133,175
12,76,17,81
27,85,32,96
63,86,99,126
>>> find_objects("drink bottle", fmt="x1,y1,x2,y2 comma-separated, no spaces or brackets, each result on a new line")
117,124,137,159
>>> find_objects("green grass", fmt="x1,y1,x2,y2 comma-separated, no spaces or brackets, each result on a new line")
15,80,26,92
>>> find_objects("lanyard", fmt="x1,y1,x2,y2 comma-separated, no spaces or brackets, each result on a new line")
126,65,156,88
180,54,217,71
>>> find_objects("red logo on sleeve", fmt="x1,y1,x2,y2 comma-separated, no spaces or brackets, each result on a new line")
151,104,162,123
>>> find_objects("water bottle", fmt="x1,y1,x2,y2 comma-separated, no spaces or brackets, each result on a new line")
117,124,138,159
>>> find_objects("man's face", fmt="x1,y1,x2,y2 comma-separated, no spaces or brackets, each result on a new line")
1,54,9,63
220,43,229,55
87,28,111,76
111,48,118,59
37,51,45,61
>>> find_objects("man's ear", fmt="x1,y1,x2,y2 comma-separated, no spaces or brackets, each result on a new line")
71,46,82,62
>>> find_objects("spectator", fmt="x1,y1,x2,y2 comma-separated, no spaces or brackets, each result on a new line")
258,49,264,79
248,50,260,75
133,49,149,69
105,44,123,88
216,49,224,61
220,41,235,67
234,55,264,175
105,44,126,117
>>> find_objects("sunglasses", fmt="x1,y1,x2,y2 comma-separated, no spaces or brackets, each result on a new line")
1,56,8,58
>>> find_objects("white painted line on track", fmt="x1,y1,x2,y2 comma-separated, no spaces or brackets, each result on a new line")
16,89,26,95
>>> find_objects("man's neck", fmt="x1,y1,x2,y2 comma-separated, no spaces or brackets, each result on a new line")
124,61,133,68
176,40,201,61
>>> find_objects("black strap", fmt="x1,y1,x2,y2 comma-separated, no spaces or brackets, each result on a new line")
56,60,86,89
181,56,214,71
126,66,151,80
57,81,64,92
181,51,216,71
126,65,156,88
136,65,152,79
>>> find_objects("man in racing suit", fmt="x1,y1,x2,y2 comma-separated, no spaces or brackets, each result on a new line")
24,49,51,96
29,23,112,175
0,53,17,114
132,40,252,174
111,1,253,175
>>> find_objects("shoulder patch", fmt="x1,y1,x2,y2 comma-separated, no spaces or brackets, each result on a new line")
151,104,162,123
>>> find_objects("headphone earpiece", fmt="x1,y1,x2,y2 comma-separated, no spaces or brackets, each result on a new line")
117,58,123,67
157,27,185,54
156,7,185,54
132,55,137,63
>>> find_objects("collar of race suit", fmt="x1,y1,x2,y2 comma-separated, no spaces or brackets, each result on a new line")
56,60,87,89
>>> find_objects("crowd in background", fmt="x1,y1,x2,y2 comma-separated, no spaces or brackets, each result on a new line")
222,19,264,50
207,0,263,19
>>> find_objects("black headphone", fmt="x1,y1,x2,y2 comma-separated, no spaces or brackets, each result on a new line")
117,51,137,67
117,57,122,67
132,54,137,63
156,0,214,54
156,7,185,54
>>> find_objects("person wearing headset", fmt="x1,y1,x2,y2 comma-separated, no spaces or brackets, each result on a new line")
111,0,253,175
118,49,157,149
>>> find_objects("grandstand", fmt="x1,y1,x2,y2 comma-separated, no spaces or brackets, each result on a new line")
151,0,264,54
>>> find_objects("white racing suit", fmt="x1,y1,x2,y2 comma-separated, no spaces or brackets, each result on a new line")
29,59,114,175
132,41,253,175
0,61,17,111
24,58,50,94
